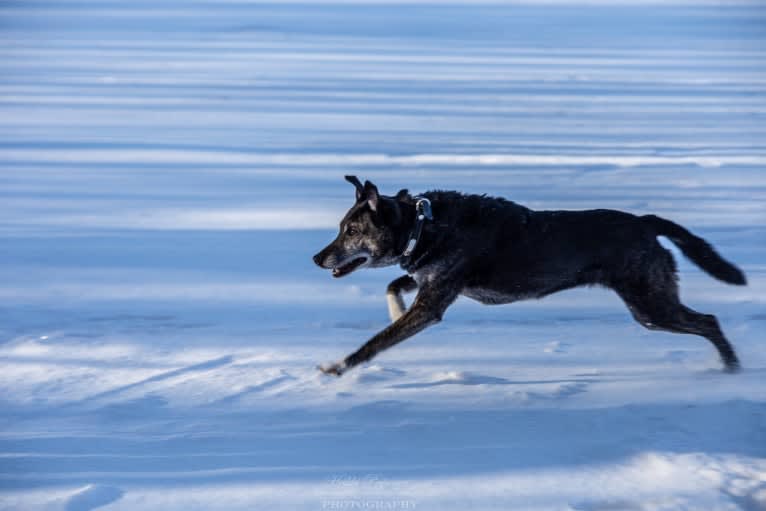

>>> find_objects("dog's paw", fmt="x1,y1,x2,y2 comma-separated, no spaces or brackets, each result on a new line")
318,361,347,377
724,359,741,374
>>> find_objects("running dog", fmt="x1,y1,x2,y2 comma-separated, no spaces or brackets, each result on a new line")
313,176,746,376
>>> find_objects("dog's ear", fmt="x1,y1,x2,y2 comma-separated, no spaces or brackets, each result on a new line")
363,180,379,212
345,175,364,202
395,189,409,201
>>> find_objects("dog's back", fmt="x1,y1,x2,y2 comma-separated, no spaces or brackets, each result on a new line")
422,194,651,297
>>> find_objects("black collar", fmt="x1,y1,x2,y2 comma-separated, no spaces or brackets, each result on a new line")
399,197,433,269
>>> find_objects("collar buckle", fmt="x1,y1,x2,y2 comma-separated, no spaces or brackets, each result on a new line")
402,197,432,259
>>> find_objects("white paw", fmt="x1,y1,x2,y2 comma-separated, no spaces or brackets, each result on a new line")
387,292,406,322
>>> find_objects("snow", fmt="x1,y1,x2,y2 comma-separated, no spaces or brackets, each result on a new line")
1,1,765,510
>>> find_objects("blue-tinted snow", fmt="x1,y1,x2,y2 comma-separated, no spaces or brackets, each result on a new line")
1,2,765,510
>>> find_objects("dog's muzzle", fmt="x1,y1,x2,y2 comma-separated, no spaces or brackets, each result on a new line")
330,254,369,278
313,250,370,278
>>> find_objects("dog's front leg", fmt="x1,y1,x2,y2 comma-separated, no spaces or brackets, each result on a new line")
386,275,418,322
319,282,460,376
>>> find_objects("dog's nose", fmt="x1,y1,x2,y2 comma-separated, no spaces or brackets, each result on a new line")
312,253,323,266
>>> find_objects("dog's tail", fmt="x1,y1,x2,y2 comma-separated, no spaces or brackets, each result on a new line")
642,214,746,285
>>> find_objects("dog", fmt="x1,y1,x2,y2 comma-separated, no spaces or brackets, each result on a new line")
313,176,746,376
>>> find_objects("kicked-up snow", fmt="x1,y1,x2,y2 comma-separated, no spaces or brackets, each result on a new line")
1,1,765,510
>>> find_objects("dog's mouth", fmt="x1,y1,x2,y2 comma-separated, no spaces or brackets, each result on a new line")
332,256,369,278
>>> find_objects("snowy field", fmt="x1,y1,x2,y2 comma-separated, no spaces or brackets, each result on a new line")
2,1,766,510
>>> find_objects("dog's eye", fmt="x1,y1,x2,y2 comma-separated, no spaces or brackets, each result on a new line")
346,226,359,236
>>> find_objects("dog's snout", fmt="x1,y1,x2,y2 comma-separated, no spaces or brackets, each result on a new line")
312,252,323,266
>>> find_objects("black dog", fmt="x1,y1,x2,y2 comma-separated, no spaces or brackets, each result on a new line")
313,176,746,376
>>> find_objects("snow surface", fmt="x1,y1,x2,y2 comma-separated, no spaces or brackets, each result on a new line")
1,1,765,510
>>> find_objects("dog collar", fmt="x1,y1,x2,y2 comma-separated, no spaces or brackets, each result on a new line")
401,197,433,261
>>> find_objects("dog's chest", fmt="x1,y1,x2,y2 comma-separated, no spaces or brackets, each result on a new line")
461,286,527,305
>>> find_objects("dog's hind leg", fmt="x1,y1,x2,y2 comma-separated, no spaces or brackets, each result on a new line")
386,275,418,322
615,275,740,372
677,305,739,372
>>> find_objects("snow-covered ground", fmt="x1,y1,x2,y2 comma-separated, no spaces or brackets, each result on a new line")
1,1,765,510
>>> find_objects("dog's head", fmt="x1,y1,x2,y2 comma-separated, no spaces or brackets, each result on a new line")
313,176,410,278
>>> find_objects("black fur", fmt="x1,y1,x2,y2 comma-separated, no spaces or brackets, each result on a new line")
641,214,746,285
313,178,746,376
